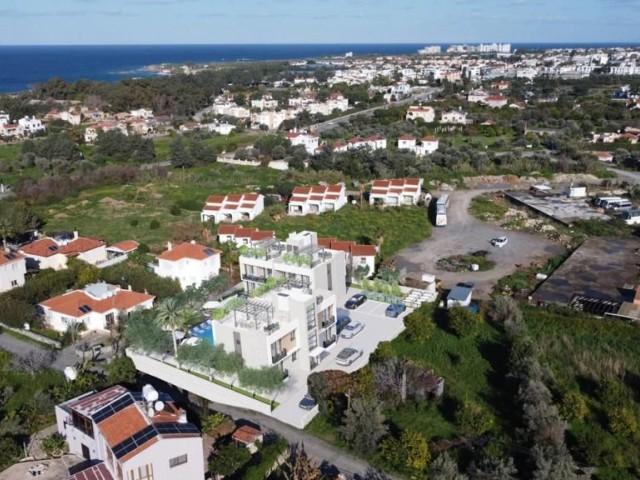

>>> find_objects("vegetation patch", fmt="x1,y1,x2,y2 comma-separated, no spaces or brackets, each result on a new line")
469,194,509,221
436,250,496,272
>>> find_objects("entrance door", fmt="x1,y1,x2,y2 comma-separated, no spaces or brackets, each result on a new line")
81,444,90,460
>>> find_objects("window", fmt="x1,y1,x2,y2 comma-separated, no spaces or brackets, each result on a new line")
128,464,154,480
292,352,297,362
11,280,18,287
290,330,296,341
169,454,188,468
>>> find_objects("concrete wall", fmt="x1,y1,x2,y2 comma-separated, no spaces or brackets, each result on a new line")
78,246,108,266
127,351,274,415
122,436,204,480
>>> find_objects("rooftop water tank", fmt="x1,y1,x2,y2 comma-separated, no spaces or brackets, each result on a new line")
142,384,159,402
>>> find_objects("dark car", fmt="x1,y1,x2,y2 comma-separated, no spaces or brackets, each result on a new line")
345,293,367,310
385,302,407,318
299,394,317,411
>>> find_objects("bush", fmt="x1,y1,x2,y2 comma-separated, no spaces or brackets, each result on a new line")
149,219,160,230
238,366,285,392
381,430,431,472
559,391,588,422
403,305,436,342
0,297,36,328
129,218,139,227
169,204,181,216
455,400,495,436
209,443,251,477
41,433,66,457
447,307,482,337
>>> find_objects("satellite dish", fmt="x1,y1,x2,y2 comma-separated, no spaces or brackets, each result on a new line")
154,401,165,412
64,366,77,381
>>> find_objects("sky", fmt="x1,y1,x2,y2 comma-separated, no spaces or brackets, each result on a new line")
0,0,639,45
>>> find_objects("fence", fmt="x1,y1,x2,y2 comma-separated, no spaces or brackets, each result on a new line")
0,322,62,349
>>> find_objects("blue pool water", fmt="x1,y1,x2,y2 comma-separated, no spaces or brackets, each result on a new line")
189,321,215,345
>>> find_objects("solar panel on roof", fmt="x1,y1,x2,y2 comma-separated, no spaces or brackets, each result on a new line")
112,421,200,459
79,304,93,314
156,422,199,435
92,394,134,424
4,253,16,260
204,248,216,256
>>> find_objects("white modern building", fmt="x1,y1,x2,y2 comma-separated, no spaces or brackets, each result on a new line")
369,178,424,206
18,116,46,135
251,96,279,110
288,184,348,215
217,225,276,248
200,193,265,223
56,385,204,480
0,251,27,293
39,283,155,333
440,110,468,125
284,131,319,155
318,238,378,281
405,105,435,123
201,122,236,135
19,231,107,271
154,241,221,290
130,108,154,119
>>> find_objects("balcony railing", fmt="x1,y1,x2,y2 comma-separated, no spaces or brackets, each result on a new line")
242,273,268,283
263,323,280,334
321,316,336,329
272,349,287,364
322,336,337,348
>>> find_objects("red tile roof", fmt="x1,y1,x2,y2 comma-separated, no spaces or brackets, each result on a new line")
251,230,275,241
157,242,221,262
107,240,139,253
67,386,129,416
217,225,241,235
67,462,114,480
20,237,105,258
398,134,415,141
0,250,25,267
99,404,149,448
40,288,154,319
351,244,377,256
317,237,336,248
232,425,262,445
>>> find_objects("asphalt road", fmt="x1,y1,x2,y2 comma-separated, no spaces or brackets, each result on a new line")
608,167,640,184
394,190,565,298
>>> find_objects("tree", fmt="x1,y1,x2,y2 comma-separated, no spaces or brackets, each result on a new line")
468,457,518,480
429,452,468,480
340,398,387,456
403,306,435,342
0,436,21,471
154,298,184,356
0,200,42,249
455,400,495,436
487,296,522,325
169,137,193,168
447,307,482,337
0,297,36,328
208,443,251,478
353,264,370,282
279,443,323,480
381,430,431,472
105,355,137,386
558,391,588,422
531,444,578,480
307,372,332,417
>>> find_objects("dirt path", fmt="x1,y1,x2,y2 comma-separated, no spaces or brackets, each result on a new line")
394,190,565,298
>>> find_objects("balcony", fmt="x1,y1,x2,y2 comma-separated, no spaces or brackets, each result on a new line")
263,323,280,334
321,316,336,329
242,273,268,283
272,349,287,364
322,336,337,348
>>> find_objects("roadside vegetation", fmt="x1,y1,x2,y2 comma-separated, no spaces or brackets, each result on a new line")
469,194,510,222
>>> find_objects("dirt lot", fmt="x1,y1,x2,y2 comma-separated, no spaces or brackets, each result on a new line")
394,190,565,298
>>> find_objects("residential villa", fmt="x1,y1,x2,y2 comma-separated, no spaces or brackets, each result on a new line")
369,178,424,206
18,116,46,136
250,95,279,110
56,385,204,480
484,95,508,108
130,108,154,119
284,131,319,155
440,110,468,125
397,135,439,156
0,250,27,293
405,105,435,123
39,282,155,333
106,240,140,258
217,225,276,248
154,241,221,290
239,230,347,299
19,231,107,271
59,109,82,125
288,184,348,216
318,238,378,280
200,193,265,223
346,135,388,150
84,122,128,144
467,89,488,103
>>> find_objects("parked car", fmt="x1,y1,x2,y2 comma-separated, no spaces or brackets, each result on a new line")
345,293,367,310
336,347,364,366
340,321,364,339
385,302,407,318
299,394,317,411
491,236,508,248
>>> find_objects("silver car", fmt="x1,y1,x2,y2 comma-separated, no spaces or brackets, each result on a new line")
336,347,363,366
340,321,364,339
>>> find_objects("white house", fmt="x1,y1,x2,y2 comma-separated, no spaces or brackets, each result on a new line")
592,151,614,163
56,385,204,480
250,96,279,110
200,192,265,223
20,232,107,271
484,95,508,108
154,241,221,290
365,134,387,150
217,225,275,247
318,238,378,281
84,122,128,144
59,109,82,125
201,122,236,135
251,110,290,130
18,116,46,136
406,106,435,123
440,110,468,125
397,134,417,151
467,89,488,103
0,123,20,137
369,178,424,206
40,283,155,333
417,136,439,155
284,131,319,155
288,184,348,215
0,111,10,125
390,82,412,97
0,251,27,293
130,108,154,119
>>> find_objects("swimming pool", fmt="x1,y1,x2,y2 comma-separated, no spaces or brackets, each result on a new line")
189,320,215,345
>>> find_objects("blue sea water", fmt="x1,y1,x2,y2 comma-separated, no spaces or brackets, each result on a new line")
0,43,638,94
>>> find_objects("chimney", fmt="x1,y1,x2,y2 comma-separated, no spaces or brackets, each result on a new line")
167,241,173,251
73,229,79,240
190,239,196,245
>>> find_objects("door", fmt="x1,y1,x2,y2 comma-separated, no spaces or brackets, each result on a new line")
81,444,90,460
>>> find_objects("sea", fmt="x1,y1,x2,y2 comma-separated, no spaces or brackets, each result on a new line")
0,43,638,94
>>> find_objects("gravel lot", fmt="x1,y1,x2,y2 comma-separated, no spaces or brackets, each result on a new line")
394,190,565,298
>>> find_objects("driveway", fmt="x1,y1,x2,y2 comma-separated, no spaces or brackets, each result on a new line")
394,190,565,298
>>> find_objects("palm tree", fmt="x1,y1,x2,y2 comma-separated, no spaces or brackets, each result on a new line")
154,298,184,357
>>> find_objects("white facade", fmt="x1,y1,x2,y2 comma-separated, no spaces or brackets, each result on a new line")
406,106,435,123
285,131,319,155
18,116,46,135
251,110,291,130
251,96,279,110
84,122,128,144
467,89,488,103
130,108,154,119
40,283,155,333
59,110,82,125
56,386,204,480
154,241,221,291
201,192,265,223
440,110,468,125
0,252,27,293
19,233,107,271
369,178,424,206
201,122,236,135
217,226,275,248
288,184,348,216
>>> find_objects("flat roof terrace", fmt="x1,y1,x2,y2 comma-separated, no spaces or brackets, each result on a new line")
506,191,609,225
534,237,640,306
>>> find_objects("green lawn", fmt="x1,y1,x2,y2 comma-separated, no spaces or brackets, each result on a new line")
451,134,512,149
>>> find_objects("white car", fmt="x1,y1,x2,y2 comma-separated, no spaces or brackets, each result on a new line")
340,321,364,339
336,347,364,366
491,236,508,248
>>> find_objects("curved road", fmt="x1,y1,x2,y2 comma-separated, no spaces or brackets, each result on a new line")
394,190,565,298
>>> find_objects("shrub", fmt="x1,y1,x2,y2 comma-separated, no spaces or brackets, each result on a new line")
559,391,588,422
149,219,160,230
201,412,230,436
403,305,436,342
238,366,285,392
447,307,482,337
129,218,139,227
455,400,494,436
381,430,431,472
41,433,66,457
169,204,182,216
608,405,639,438
209,443,251,478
